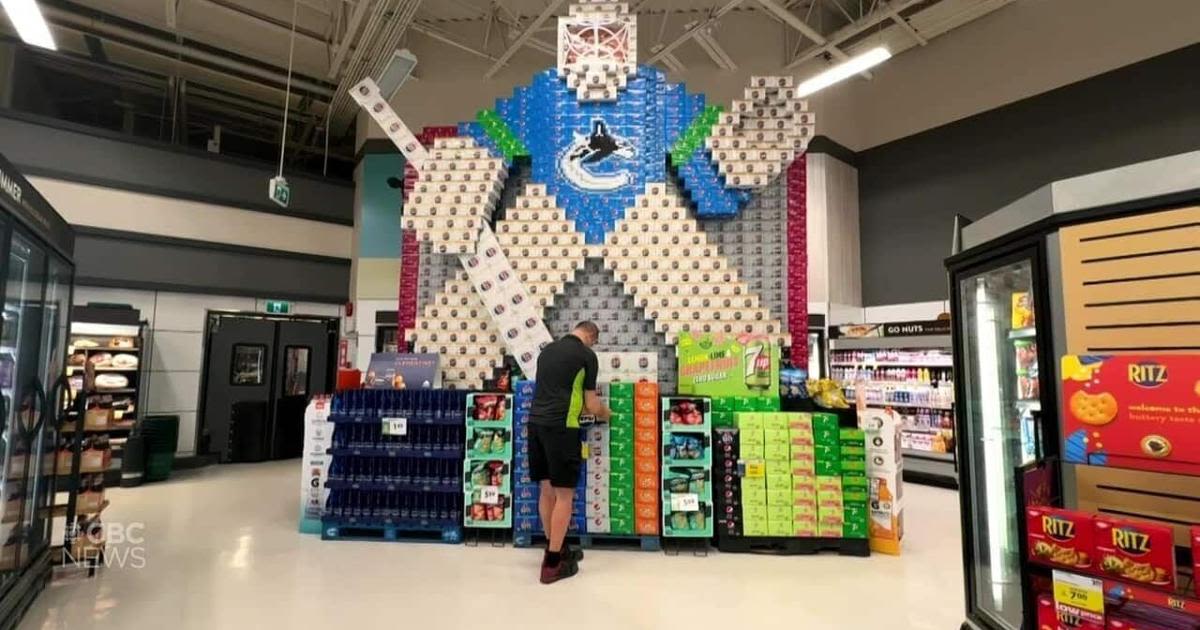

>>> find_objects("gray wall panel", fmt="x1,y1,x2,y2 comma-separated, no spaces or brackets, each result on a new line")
857,43,1200,306
75,230,350,303
0,111,353,224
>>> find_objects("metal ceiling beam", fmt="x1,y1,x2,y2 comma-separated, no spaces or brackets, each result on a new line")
43,5,337,97
886,4,928,45
695,31,737,70
193,0,330,45
410,21,500,61
784,0,923,69
165,0,180,29
751,0,870,78
485,0,564,79
327,0,370,78
646,0,745,65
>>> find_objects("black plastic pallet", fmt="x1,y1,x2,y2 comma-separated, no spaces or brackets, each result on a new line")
322,523,462,544
513,532,661,552
716,534,870,557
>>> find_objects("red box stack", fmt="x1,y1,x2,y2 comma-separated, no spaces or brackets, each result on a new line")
786,156,808,368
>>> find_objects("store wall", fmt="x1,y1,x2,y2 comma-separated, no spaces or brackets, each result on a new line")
73,286,341,456
857,42,1200,306
0,110,353,224
350,152,405,367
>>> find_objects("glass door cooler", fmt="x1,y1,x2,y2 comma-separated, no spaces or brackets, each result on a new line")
948,241,1058,630
0,154,76,628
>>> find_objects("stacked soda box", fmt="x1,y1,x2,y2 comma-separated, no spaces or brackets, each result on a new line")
463,393,513,528
512,381,586,538
662,397,713,537
785,157,808,368
734,412,869,538
710,395,779,429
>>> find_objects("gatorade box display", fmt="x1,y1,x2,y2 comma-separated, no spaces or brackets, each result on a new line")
1094,515,1175,591
1025,506,1094,570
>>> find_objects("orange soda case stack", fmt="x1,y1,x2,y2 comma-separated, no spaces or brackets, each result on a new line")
633,381,661,535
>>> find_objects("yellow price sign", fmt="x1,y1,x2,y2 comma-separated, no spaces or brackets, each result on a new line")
1052,570,1104,619
743,461,765,478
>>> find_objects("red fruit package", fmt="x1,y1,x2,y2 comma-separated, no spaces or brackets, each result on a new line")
1026,506,1094,569
1094,516,1175,591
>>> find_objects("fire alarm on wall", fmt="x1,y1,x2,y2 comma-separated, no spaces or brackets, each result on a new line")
345,302,354,317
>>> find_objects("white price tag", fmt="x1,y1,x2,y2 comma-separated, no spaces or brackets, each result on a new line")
670,493,700,512
480,486,501,505
381,417,407,436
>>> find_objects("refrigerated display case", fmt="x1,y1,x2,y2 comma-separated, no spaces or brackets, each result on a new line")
0,154,75,630
949,246,1056,630
946,150,1200,630
375,310,399,354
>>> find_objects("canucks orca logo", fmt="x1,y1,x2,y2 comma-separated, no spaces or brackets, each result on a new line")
559,119,637,191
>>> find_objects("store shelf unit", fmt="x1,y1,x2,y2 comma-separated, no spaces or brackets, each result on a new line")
321,390,466,543
463,393,513,530
661,397,713,538
830,333,957,488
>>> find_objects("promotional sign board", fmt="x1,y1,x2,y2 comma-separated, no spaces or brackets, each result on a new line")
676,332,779,398
1061,354,1200,475
830,319,951,339
364,352,440,389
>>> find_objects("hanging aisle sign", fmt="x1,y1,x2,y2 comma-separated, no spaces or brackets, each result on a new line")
830,319,951,339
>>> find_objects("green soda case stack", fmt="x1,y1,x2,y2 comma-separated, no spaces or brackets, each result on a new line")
838,428,870,539
711,396,780,429
607,383,636,534
734,412,768,536
476,109,529,160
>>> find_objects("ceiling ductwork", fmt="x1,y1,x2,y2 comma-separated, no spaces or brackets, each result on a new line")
325,0,423,131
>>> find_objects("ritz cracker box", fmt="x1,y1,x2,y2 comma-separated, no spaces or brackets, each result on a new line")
1094,515,1175,592
1025,506,1093,570
1060,354,1200,475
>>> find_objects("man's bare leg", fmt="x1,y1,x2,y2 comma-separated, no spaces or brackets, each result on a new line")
538,480,556,546
548,487,576,555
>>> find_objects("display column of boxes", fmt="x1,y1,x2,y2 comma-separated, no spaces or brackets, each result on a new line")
633,382,661,536
512,381,586,543
322,390,467,543
587,382,638,535
662,397,713,537
714,428,741,538
463,393,514,528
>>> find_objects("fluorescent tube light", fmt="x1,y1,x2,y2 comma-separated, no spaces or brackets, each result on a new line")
1,0,56,50
794,46,890,97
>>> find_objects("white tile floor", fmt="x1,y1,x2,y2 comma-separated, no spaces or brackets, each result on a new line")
20,461,966,629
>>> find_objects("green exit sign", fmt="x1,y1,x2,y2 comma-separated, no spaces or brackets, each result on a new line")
269,176,290,208
265,300,291,314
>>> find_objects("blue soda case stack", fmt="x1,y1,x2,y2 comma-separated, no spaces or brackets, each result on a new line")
512,380,587,535
323,390,469,530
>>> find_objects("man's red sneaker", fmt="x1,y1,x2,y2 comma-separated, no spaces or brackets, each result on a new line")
539,558,579,584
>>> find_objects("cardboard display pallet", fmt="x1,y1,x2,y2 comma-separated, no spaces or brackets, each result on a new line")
715,532,870,557
321,520,462,545
513,532,661,552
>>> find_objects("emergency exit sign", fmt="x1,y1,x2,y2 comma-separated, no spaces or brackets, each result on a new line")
266,300,291,314
269,175,291,208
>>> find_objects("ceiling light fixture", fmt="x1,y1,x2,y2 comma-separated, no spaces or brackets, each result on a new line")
1,0,56,50
794,46,890,97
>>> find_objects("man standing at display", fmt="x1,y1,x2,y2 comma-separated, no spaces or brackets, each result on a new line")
528,321,612,583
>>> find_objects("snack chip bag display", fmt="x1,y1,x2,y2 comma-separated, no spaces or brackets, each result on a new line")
806,379,849,409
1025,506,1094,569
1061,354,1200,475
1094,515,1175,592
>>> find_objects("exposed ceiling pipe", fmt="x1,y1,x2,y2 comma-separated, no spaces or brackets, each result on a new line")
485,0,564,79
327,0,370,78
327,0,422,129
646,0,744,65
42,5,336,97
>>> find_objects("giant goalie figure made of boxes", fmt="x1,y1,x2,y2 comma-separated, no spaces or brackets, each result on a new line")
353,0,815,390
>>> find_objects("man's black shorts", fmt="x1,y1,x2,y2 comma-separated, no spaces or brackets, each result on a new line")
528,424,582,489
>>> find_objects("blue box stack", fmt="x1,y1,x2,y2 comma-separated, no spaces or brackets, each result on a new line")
322,390,467,543
512,380,587,545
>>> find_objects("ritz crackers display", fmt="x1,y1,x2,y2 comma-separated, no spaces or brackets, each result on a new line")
1025,507,1093,570
1094,515,1175,591
1060,354,1200,475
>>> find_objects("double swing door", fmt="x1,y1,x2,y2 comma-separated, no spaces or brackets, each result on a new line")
200,313,335,463
0,221,72,602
